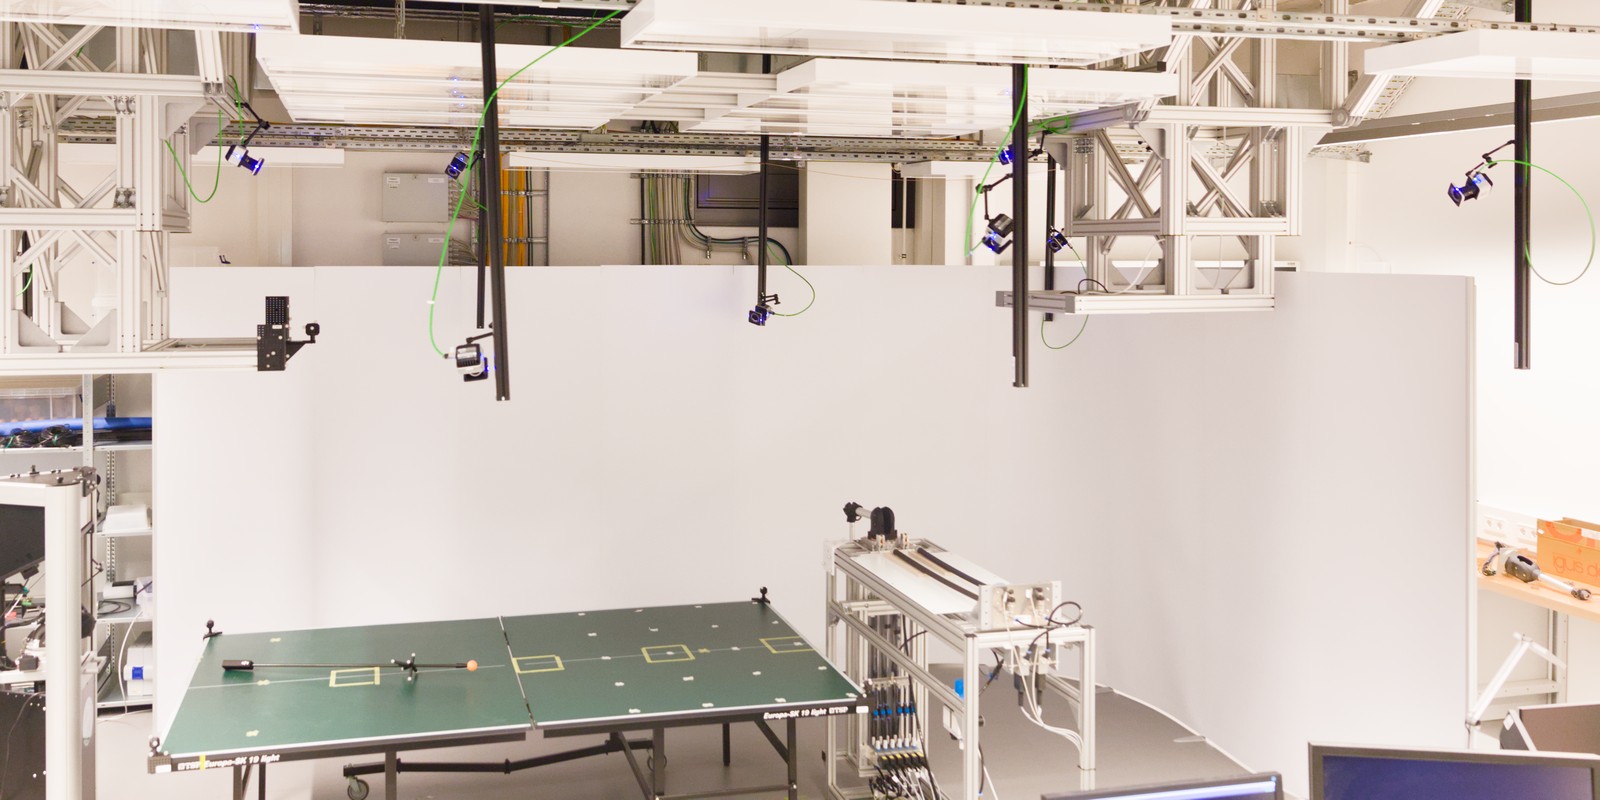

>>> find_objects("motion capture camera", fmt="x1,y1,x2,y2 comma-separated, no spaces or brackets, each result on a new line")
456,341,489,383
981,214,1015,255
225,145,264,175
1046,229,1070,254
748,293,780,327
1448,171,1492,206
446,151,471,180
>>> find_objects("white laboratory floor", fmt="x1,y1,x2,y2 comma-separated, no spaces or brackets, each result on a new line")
96,677,1249,800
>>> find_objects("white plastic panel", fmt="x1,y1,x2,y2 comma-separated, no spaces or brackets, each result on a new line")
0,0,297,31
1365,29,1600,82
622,0,1172,67
506,153,759,173
690,58,1178,138
255,33,698,129
617,72,774,124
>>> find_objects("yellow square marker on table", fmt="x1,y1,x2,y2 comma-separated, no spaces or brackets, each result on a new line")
760,636,813,655
513,655,565,674
642,645,695,664
329,667,381,688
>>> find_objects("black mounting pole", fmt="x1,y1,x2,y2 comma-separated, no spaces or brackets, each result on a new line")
1044,151,1057,323
1513,0,1533,370
480,6,511,400
758,135,770,297
1011,64,1030,389
475,154,487,330
757,54,772,308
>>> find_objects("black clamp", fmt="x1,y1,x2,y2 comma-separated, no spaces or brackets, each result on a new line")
203,619,223,640
868,507,897,541
752,587,770,605
257,296,320,372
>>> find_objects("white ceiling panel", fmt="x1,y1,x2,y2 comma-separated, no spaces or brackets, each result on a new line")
687,59,1178,138
507,153,759,173
255,33,698,129
1365,30,1600,82
622,0,1172,67
0,0,297,31
616,72,775,124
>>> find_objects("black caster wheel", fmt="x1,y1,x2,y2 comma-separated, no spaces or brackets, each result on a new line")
347,776,370,800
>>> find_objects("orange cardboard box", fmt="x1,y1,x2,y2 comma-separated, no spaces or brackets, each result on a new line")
1538,518,1600,589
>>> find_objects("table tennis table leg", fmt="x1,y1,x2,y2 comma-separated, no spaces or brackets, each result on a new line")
786,718,798,800
652,727,667,798
232,764,246,800
258,762,266,800
722,723,731,767
384,750,398,800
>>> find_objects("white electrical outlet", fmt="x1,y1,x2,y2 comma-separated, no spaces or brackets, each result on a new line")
1512,523,1539,549
1478,504,1541,549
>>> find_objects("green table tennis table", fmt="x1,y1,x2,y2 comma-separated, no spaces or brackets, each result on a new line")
151,598,864,800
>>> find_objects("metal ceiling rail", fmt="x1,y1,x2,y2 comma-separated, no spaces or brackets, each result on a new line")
466,0,1597,42
1321,91,1600,145
57,119,1002,161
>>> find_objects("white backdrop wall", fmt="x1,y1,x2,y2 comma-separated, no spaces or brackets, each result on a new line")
156,267,1473,797
1345,0,1600,701
1055,273,1475,795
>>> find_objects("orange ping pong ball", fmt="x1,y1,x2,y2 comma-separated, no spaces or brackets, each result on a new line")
467,660,478,672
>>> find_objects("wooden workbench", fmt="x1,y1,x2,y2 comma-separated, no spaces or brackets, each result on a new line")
1477,539,1600,625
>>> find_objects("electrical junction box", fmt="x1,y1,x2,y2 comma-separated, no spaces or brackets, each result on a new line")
121,632,154,698
381,172,450,222
382,233,451,267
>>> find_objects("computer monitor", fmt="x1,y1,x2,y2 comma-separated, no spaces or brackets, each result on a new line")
0,504,44,579
1503,703,1600,755
1310,743,1600,800
1043,773,1284,800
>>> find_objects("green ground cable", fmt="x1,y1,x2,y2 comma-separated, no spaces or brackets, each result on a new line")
965,66,1029,256
767,243,815,318
428,9,623,357
1486,158,1596,287
14,270,31,297
1041,315,1089,350
164,109,228,204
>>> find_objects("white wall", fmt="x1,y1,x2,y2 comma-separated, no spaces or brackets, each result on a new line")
801,163,892,265
155,266,1476,798
1344,0,1600,701
1059,273,1475,795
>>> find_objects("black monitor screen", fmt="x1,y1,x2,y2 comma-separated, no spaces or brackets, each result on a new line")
1516,704,1600,756
0,504,45,579
1320,753,1597,800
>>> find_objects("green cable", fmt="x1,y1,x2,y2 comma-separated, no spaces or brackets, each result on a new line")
164,109,227,204
1041,315,1089,350
14,270,31,297
1486,158,1596,287
161,76,250,207
766,243,815,317
965,66,1029,256
428,9,623,358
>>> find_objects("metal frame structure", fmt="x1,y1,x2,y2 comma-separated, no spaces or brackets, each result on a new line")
1000,1,1334,317
0,466,96,800
824,527,1095,800
0,21,257,369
